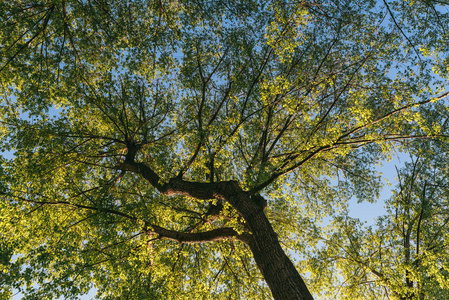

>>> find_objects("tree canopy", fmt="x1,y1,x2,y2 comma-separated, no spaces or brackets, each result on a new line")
0,1,448,299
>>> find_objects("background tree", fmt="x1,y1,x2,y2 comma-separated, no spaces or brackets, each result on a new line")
0,0,448,299
307,139,449,299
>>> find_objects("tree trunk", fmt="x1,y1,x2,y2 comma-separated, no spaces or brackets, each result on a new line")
216,181,314,300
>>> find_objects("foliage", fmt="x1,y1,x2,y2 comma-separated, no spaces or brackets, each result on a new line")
0,0,448,299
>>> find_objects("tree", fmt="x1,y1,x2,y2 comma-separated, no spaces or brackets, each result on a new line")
307,139,449,299
0,1,447,299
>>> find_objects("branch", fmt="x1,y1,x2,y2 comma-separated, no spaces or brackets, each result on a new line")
119,158,219,200
249,145,332,194
3,193,138,222
436,90,449,100
148,225,251,245
383,0,422,63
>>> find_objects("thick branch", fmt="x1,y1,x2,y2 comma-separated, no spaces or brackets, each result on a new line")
119,160,219,199
148,225,251,245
